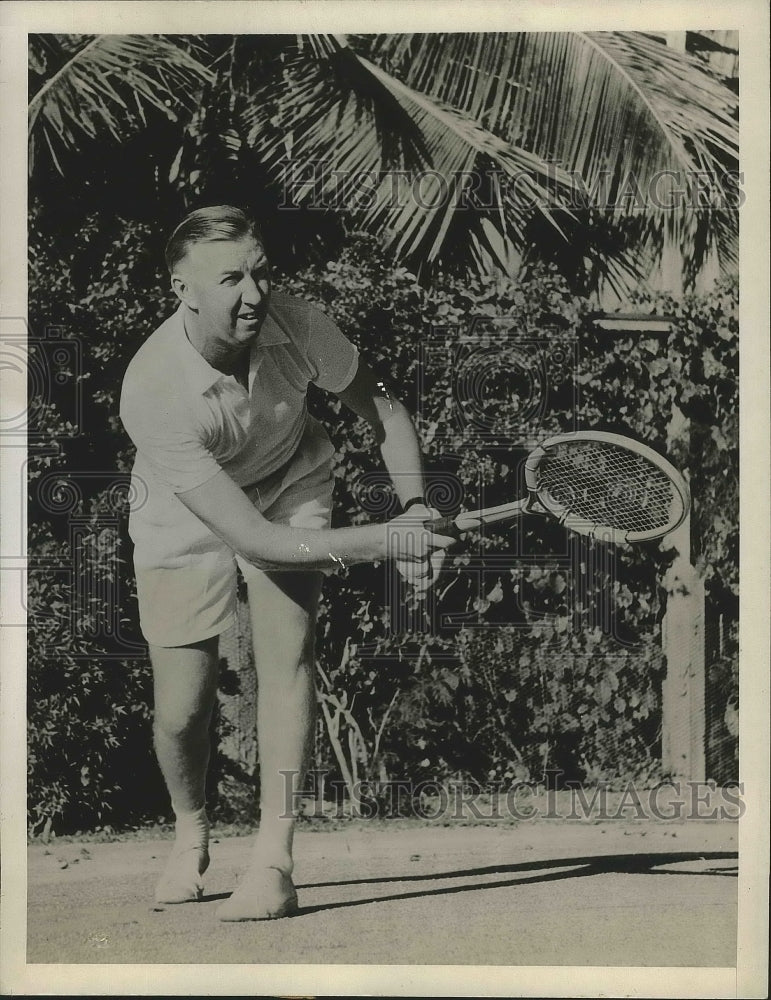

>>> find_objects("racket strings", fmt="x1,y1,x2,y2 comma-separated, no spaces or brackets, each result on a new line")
537,441,679,533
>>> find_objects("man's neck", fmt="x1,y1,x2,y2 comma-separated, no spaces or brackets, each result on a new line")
184,311,249,383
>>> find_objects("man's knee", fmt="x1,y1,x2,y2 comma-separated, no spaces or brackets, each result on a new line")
154,704,212,742
247,571,320,669
149,639,219,740
253,626,316,680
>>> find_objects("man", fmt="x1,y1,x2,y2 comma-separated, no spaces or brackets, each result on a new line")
120,205,452,921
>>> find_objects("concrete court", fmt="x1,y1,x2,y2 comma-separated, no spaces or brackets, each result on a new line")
27,819,737,967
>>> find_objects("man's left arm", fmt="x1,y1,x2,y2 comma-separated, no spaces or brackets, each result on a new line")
336,360,425,506
336,360,445,589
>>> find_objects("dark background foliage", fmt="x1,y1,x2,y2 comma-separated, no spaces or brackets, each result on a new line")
27,210,738,833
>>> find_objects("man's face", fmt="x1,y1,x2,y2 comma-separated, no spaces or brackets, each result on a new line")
175,236,271,348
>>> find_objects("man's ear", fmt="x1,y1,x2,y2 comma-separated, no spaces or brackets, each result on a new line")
171,273,198,310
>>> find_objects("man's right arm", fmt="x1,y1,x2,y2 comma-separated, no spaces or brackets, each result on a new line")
177,469,453,572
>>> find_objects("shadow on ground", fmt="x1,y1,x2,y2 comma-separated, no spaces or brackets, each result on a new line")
196,850,738,913
26,824,739,966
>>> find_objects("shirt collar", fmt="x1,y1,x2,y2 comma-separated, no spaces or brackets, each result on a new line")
257,304,292,347
173,301,290,395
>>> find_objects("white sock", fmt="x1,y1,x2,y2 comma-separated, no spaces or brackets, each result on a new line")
171,803,209,856
248,828,293,875
154,805,210,904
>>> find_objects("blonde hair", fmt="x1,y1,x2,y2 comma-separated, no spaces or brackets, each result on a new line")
165,206,261,273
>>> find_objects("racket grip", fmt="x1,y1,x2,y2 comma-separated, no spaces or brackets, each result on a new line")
426,515,461,539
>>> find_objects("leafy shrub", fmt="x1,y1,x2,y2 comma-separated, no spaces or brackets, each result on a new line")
26,519,164,834
281,237,737,793
26,210,175,833
27,213,738,832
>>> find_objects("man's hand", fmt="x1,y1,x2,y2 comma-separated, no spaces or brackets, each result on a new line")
386,504,455,592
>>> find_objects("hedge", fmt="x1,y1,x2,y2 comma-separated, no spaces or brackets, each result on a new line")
27,213,738,832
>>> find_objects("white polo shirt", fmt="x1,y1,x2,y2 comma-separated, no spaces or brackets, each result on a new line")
120,291,359,558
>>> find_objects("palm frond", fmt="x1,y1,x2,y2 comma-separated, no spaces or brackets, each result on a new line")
241,31,737,287
244,34,579,268
242,35,431,179
28,35,213,175
361,31,739,282
365,32,737,184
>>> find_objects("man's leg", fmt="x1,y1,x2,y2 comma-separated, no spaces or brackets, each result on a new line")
217,571,321,920
150,637,219,903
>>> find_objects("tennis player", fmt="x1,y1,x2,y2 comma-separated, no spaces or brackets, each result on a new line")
119,205,452,920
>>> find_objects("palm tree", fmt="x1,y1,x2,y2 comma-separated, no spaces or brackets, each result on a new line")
28,34,212,174
241,32,738,294
29,31,738,296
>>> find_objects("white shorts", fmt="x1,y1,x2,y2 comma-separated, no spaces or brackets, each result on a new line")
132,461,334,648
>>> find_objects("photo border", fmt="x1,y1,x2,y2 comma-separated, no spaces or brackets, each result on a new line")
2,2,768,996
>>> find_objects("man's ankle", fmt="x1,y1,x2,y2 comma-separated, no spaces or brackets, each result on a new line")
249,839,293,875
171,803,210,851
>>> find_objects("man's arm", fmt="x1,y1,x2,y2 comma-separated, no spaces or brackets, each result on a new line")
177,469,450,572
336,360,450,590
335,361,426,508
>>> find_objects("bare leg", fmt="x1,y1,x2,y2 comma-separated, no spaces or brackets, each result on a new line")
150,638,219,903
217,571,321,920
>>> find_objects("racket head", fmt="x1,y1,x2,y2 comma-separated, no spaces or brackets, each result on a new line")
525,431,690,543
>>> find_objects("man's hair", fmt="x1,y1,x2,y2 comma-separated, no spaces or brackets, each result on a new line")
165,205,262,274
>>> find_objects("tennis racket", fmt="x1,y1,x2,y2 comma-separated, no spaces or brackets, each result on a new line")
427,431,690,545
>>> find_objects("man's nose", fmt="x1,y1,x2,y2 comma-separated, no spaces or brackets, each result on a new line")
241,274,268,304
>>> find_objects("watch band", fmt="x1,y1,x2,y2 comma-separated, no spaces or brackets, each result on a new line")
403,495,426,511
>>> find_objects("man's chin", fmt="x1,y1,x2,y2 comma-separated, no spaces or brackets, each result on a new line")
235,318,264,339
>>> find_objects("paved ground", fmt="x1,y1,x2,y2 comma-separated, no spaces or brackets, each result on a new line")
27,819,737,966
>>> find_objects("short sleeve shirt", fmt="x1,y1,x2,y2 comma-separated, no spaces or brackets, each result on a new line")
120,291,358,537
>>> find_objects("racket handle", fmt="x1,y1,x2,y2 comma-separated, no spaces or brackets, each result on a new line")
426,515,461,539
